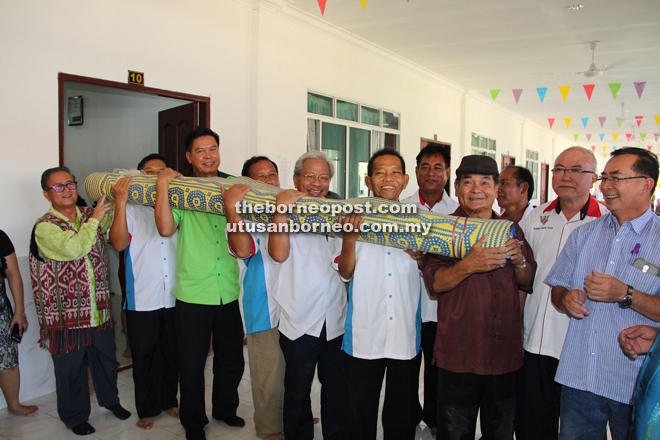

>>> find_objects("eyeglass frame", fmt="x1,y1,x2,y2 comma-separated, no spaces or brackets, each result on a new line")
47,181,78,193
300,173,331,184
596,175,649,185
551,168,596,176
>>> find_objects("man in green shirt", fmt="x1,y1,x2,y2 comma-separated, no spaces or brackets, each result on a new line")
155,128,243,440
30,166,131,436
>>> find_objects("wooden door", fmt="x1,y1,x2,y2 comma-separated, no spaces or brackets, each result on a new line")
159,103,199,176
540,163,549,204
501,154,515,170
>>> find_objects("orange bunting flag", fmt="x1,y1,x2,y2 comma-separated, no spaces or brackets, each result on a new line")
635,116,644,128
317,0,327,15
559,86,571,102
361,0,367,10
548,118,555,129
583,84,595,101
564,118,572,128
613,134,619,142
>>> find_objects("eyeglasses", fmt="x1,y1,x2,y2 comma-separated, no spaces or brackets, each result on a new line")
597,176,648,185
301,173,330,184
48,182,77,192
551,168,595,176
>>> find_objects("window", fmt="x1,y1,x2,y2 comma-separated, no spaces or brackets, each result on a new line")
525,149,539,200
471,132,496,160
307,92,401,198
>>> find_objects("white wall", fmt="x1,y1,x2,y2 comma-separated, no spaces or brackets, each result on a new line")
0,0,571,407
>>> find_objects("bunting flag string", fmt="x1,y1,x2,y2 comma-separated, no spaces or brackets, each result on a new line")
512,89,523,104
490,90,500,101
599,117,607,128
548,118,555,129
634,82,646,99
613,134,619,142
536,87,547,103
559,86,571,102
609,83,621,100
587,134,592,141
636,116,644,128
581,117,589,128
317,0,327,15
583,84,595,101
564,118,572,128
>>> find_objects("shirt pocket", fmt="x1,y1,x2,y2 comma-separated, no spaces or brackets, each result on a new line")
621,263,660,297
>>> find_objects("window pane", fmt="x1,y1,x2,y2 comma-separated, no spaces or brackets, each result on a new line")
384,133,398,150
348,127,370,198
306,119,320,151
383,111,399,130
337,100,358,122
322,122,346,198
308,92,333,116
361,106,380,126
471,133,479,147
489,139,497,150
479,137,488,149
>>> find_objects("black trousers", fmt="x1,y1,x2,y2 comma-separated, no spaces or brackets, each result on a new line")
51,325,120,428
419,321,438,428
341,352,422,440
437,368,518,440
279,325,343,440
516,351,561,440
125,307,179,419
175,299,244,433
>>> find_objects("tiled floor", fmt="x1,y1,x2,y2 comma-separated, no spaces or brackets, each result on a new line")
0,347,441,440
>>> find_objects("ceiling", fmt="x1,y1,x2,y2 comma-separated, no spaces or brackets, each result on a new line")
292,0,660,148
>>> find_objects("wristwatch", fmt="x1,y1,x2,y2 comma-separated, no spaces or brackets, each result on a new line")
513,256,527,270
618,285,634,309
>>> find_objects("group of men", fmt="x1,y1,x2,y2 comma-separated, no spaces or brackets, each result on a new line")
28,124,660,440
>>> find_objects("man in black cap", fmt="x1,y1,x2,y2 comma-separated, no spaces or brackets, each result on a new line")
421,155,536,440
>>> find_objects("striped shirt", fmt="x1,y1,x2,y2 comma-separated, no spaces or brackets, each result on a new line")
545,208,660,404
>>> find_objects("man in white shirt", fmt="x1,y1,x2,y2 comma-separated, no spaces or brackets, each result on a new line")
269,151,347,440
223,155,285,440
497,165,535,225
517,146,606,440
401,144,458,437
336,149,424,440
109,154,179,431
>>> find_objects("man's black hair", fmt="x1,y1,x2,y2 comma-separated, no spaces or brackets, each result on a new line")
184,128,220,152
367,148,406,177
137,153,170,170
241,156,279,178
41,166,74,191
610,146,660,191
504,165,534,202
415,144,451,168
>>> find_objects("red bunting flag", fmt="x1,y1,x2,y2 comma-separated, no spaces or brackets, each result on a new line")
548,118,555,129
317,0,327,15
635,116,643,128
626,133,632,142
583,84,595,101
591,146,596,152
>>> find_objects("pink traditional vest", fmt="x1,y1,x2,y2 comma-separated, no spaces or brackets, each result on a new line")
29,207,113,355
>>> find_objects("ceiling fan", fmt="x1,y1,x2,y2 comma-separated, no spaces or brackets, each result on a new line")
579,41,608,78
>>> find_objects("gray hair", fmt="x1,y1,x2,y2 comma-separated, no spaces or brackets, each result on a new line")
293,151,335,179
558,146,598,171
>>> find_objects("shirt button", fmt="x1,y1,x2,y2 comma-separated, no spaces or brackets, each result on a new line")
388,273,392,276
163,258,166,260
165,275,168,277
389,317,393,320
389,295,392,298
217,258,220,260
216,241,219,244
610,261,615,265
387,252,391,255
161,242,164,244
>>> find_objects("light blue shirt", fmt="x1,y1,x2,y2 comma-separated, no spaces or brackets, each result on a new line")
546,208,660,405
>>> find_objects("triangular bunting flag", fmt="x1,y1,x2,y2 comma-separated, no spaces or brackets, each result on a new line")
648,146,653,150
599,134,605,142
626,133,632,142
634,82,646,99
591,146,596,152
536,88,547,103
655,133,660,142
602,146,607,152
609,83,621,100
613,146,618,150
604,153,607,158
616,117,622,128
635,116,643,128
613,134,619,142
581,117,589,128
512,89,523,104
587,134,592,141
559,85,571,102
599,117,607,128
565,118,572,128
656,116,660,126
641,133,647,141
360,0,367,10
548,118,555,129
583,84,595,101
490,90,500,101
317,0,327,15
574,134,579,141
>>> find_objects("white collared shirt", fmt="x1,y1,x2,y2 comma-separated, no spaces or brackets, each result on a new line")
271,233,347,341
521,197,608,359
333,242,422,360
124,204,177,311
401,190,459,323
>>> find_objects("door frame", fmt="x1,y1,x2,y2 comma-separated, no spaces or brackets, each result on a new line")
58,73,211,165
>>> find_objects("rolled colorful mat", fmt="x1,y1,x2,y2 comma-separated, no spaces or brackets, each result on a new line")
85,172,513,258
